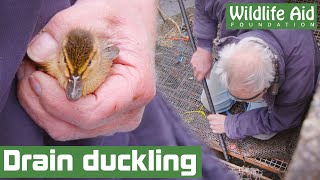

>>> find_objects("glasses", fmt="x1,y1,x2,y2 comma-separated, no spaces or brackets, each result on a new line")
229,88,267,102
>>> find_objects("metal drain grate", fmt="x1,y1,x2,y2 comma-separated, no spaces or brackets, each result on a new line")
255,158,288,172
221,159,272,180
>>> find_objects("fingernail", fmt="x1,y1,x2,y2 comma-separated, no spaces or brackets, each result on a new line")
17,65,25,80
29,76,42,96
27,31,57,63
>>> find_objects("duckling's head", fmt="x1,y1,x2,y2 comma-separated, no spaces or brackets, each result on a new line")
62,29,98,101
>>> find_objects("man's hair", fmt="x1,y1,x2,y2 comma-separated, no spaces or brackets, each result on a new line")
215,37,275,93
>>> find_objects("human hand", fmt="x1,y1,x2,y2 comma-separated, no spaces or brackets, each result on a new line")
208,114,226,134
190,47,213,81
17,0,157,141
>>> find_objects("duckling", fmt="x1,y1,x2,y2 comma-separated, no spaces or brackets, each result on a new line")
40,28,119,101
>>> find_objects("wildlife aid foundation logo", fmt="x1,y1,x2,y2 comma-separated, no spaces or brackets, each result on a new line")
226,3,317,29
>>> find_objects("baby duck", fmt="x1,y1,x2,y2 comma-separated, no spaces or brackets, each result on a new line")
40,28,119,101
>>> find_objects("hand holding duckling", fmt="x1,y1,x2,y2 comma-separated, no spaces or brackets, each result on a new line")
17,0,157,141
39,28,120,102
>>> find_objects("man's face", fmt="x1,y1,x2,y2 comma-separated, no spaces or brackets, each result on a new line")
228,87,266,103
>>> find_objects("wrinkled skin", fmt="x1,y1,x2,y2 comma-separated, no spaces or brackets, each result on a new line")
208,114,226,134
190,47,213,81
17,0,157,141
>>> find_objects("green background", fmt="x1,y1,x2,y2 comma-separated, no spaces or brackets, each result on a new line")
0,146,202,178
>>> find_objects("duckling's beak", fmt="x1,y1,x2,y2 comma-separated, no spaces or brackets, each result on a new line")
66,75,82,101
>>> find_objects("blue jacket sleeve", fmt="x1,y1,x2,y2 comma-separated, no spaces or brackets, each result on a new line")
224,99,310,139
0,0,43,112
193,0,218,51
0,0,70,112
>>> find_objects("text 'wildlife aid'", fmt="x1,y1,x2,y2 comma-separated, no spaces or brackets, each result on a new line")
0,146,201,178
226,3,317,29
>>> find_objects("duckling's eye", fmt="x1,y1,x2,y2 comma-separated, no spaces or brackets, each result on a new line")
88,60,92,66
64,57,67,63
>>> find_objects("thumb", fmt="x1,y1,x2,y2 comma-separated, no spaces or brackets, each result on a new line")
27,14,66,64
27,31,58,64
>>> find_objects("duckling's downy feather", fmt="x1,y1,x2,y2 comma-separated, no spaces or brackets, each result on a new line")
41,28,119,99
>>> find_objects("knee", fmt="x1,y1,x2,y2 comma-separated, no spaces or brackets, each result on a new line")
253,133,277,140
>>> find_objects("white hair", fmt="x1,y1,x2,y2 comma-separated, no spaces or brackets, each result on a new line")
215,37,275,93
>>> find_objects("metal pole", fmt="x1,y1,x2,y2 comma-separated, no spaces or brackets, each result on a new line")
177,0,230,162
